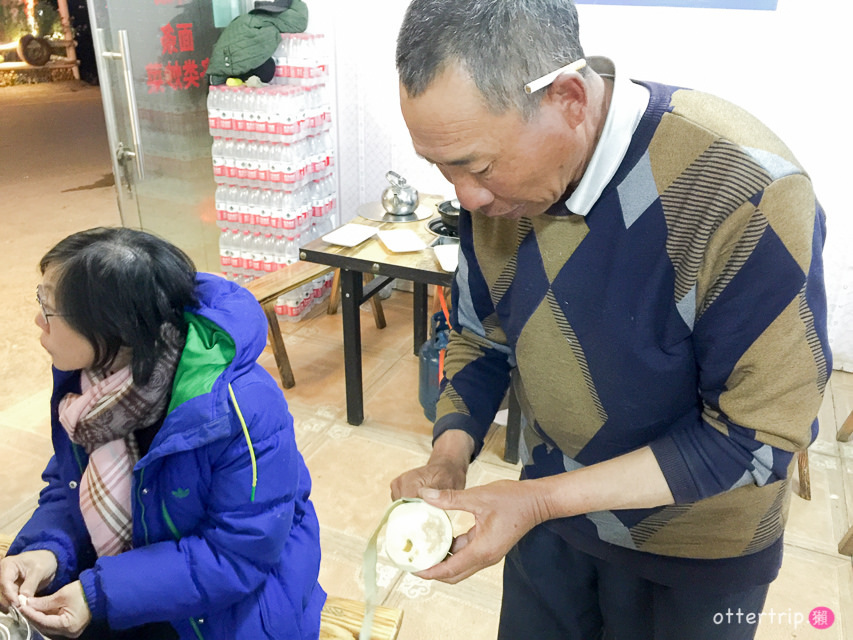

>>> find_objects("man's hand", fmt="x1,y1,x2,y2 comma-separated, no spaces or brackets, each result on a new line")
390,456,468,499
390,430,475,499
402,446,675,585
0,550,58,612
413,479,550,584
19,580,92,638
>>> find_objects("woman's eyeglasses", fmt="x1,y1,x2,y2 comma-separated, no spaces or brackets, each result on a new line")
36,285,65,327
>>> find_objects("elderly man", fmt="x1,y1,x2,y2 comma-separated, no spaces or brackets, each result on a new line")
389,1,831,638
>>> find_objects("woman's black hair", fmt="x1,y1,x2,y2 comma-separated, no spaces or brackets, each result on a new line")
40,227,198,385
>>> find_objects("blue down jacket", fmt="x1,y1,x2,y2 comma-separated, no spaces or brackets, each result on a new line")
9,273,325,639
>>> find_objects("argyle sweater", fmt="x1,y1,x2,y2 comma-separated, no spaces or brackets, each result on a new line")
436,80,831,587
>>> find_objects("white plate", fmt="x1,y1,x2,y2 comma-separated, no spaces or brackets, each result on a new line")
377,229,427,253
433,244,459,272
321,223,378,247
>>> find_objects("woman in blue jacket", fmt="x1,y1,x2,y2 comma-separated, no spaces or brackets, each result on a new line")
0,227,325,639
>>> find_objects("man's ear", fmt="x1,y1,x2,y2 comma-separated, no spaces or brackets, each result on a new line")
543,72,588,128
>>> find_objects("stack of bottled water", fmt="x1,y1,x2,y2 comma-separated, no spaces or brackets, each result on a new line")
207,32,338,323
271,33,329,87
273,272,335,322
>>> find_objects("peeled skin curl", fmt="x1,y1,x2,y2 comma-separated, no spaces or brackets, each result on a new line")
383,501,453,572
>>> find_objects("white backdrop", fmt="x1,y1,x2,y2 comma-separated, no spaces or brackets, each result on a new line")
307,0,852,370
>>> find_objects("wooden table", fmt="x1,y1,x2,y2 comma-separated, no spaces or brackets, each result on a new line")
300,207,454,425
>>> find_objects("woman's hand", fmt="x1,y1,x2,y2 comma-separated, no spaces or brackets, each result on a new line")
413,479,550,584
0,550,58,612
19,580,92,638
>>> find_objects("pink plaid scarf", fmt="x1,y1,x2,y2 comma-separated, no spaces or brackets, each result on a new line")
58,330,181,557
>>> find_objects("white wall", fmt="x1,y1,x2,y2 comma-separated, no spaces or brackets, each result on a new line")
323,0,853,368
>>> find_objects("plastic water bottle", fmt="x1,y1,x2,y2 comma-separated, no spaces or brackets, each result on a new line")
225,184,241,230
269,189,283,230
258,188,273,229
258,90,274,141
238,230,254,282
268,143,283,185
248,230,264,278
247,187,262,229
283,230,300,265
273,232,288,271
214,183,229,229
244,89,258,137
261,232,277,275
275,294,287,316
219,87,234,131
234,139,249,185
245,141,259,183
272,35,289,85
238,187,253,231
311,275,326,306
218,226,232,278
233,88,247,135
284,291,303,322
256,142,270,185
229,228,245,281
223,138,237,183
300,283,313,315
207,86,220,133
211,137,227,182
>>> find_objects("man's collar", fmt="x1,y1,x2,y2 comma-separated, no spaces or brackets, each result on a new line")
562,57,650,217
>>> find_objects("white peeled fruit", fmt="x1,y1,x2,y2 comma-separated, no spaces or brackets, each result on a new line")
18,594,27,607
383,500,453,572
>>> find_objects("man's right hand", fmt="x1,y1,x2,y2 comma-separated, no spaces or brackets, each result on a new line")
0,550,59,612
390,429,475,499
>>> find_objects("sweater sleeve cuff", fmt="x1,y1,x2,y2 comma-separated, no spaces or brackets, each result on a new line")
648,437,702,504
79,568,107,621
433,413,486,459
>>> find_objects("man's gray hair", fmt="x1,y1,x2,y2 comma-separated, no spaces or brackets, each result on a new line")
397,0,585,120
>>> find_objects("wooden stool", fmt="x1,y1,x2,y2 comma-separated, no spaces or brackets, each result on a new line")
320,597,403,640
247,265,389,389
246,262,335,389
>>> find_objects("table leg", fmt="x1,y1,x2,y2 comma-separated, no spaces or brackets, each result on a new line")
413,282,429,356
340,268,364,425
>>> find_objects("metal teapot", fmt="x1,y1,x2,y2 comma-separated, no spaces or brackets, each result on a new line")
381,171,419,216
0,607,46,640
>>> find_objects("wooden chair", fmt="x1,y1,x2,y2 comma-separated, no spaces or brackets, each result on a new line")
246,262,335,389
246,265,387,389
838,409,853,556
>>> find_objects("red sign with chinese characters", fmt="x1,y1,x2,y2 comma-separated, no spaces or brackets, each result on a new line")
147,19,209,93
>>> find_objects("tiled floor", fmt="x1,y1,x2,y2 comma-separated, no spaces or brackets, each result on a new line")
1,82,851,639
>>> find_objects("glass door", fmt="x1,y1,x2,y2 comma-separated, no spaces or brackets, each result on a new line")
87,0,222,270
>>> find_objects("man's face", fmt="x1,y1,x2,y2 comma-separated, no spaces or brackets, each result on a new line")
400,64,589,219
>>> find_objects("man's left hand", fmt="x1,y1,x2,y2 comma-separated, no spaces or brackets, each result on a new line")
18,580,92,638
414,479,549,584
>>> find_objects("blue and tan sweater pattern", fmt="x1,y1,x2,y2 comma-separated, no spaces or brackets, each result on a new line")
435,80,831,567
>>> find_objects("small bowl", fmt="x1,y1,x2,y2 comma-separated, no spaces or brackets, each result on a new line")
436,199,460,230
